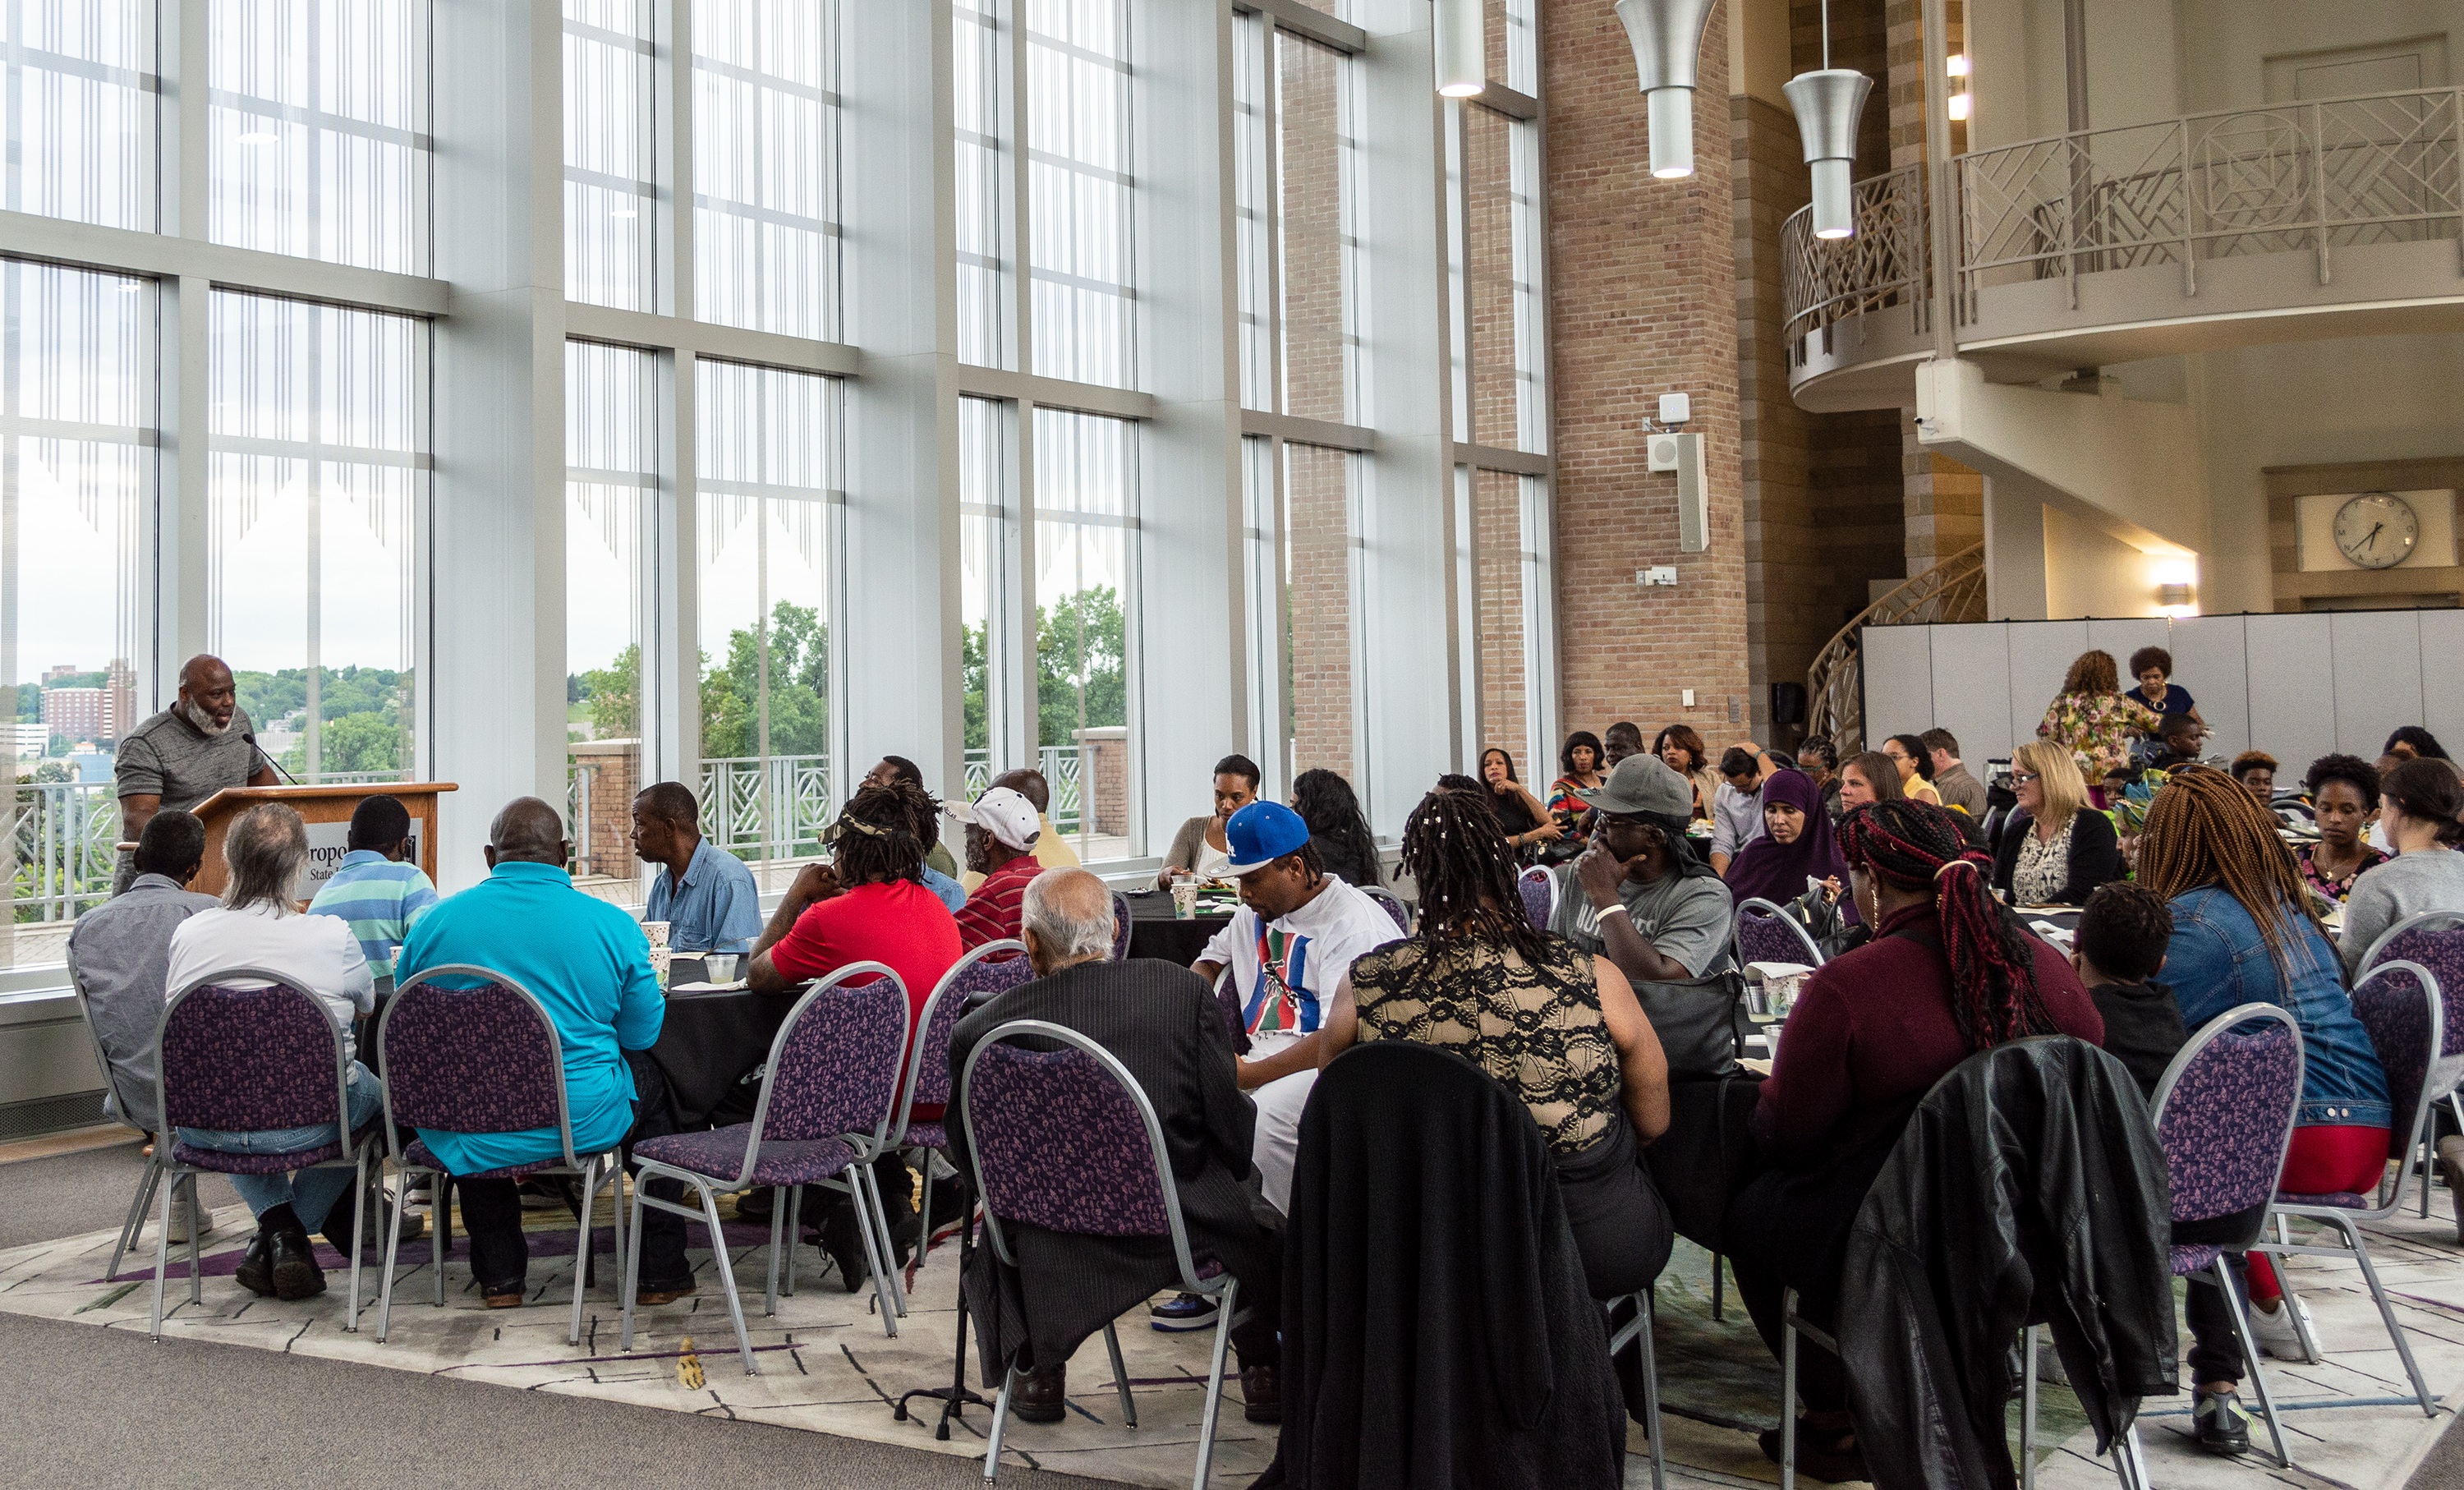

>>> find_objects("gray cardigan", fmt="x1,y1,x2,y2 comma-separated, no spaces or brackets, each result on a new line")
2339,848,2464,977
1157,814,1220,887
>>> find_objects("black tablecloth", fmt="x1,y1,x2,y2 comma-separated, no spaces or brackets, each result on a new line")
1122,890,1235,967
648,989,791,1130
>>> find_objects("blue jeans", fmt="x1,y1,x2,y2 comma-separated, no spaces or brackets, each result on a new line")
179,1061,384,1233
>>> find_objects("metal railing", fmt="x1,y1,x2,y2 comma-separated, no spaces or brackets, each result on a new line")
1804,540,1986,756
1780,162,1931,363
696,753,835,862
5,779,120,923
961,745,1084,833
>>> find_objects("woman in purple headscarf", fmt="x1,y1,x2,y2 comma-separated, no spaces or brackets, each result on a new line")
1723,767,1853,917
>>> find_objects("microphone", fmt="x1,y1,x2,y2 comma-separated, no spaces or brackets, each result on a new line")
245,729,303,786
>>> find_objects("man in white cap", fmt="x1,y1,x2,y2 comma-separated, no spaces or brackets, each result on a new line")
951,785,1044,950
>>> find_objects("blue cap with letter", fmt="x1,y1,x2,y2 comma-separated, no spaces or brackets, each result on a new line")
1224,800,1313,876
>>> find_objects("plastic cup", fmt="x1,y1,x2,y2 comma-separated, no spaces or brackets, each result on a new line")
643,920,671,949
1171,881,1199,920
706,953,738,983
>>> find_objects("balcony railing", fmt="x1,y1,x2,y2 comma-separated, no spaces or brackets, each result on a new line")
1780,162,1931,363
961,745,1084,833
5,779,118,923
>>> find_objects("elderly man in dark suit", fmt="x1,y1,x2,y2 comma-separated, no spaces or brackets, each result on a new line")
948,867,1283,1428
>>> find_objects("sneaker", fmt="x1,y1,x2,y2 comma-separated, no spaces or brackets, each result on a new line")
2438,1135,2464,1245
2194,1387,2253,1456
2249,1291,2319,1364
165,1193,214,1245
1149,1293,1220,1332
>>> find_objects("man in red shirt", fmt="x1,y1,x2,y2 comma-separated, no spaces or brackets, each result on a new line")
950,785,1042,950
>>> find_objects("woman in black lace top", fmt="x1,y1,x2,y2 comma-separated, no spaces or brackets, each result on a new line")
1319,784,1674,1299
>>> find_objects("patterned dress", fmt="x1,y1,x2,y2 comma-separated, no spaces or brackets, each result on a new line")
2299,843,2388,905
1349,934,1620,1155
2039,691,2165,775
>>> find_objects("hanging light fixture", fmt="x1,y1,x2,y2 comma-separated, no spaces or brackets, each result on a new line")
1782,1,1873,238
1615,0,1717,179
1434,0,1484,99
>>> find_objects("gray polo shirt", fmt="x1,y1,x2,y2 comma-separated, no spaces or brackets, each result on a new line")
115,704,261,813
66,872,220,1131
1550,865,1737,978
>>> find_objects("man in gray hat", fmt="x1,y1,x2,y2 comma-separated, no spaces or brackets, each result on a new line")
1553,753,1736,987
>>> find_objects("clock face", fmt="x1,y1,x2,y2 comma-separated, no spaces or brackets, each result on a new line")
2333,492,2420,570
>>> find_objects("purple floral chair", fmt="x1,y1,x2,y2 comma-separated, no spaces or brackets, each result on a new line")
885,940,1036,1291
1516,866,1556,932
1734,896,1825,969
1110,891,1133,961
959,1019,1241,1489
1361,885,1413,936
374,965,629,1345
150,968,381,1340
1211,966,1251,1057
2351,913,2464,1218
623,963,911,1373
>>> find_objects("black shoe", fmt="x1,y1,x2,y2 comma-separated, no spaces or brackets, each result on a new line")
926,1171,972,1234
1758,1423,1868,1485
734,1188,775,1223
2194,1388,2253,1456
235,1232,277,1298
1240,1364,1281,1424
269,1229,325,1302
813,1201,871,1294
1010,1364,1067,1424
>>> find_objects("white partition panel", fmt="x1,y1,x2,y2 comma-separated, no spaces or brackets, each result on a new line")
2422,611,2464,752
2005,621,2091,750
2331,611,2423,761
2088,618,2170,684
2166,615,2251,758
1861,624,1936,741
2245,614,2337,771
1929,624,2015,763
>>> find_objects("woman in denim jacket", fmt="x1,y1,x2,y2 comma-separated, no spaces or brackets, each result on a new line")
2140,770,2389,1451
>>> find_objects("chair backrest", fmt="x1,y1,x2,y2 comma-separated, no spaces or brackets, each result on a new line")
961,1020,1209,1289
2356,911,2464,995
156,969,351,1135
1516,866,1556,932
2347,958,2454,1213
749,963,910,1150
1110,890,1132,960
2148,1003,2304,1235
67,977,146,1130
1734,896,1824,968
1211,964,1249,1053
1362,885,1412,935
377,965,573,1165
891,940,1032,1143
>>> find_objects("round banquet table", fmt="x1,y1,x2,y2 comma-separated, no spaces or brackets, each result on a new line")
1121,890,1236,967
647,987,793,1130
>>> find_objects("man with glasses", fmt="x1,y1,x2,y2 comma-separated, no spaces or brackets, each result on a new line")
1556,755,1737,986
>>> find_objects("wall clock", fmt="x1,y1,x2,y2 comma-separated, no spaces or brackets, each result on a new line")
2333,490,2420,570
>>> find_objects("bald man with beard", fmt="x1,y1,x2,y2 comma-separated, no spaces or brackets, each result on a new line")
114,654,279,892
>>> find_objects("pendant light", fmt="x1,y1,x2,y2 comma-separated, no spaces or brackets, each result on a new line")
1615,0,1718,179
1782,1,1873,238
1435,0,1483,99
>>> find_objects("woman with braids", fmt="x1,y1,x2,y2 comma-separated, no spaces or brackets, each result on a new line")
2140,768,2389,1382
1318,784,1676,1303
1722,800,2103,1483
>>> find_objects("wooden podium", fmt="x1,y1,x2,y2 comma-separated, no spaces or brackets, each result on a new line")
187,783,458,899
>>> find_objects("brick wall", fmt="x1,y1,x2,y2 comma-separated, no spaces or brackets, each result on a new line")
1542,1,1751,742
569,739,639,877
1285,444,1355,779
1474,468,1529,770
1078,727,1129,835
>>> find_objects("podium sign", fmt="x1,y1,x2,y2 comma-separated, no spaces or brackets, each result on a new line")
187,782,457,899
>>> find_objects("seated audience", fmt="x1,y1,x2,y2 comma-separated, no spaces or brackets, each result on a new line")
1192,802,1400,1214
164,803,384,1300
1708,745,1768,873
1602,720,1645,768
2230,752,2278,807
1725,801,2102,1481
1836,749,1901,811
1320,785,1674,1302
395,798,695,1308
1479,746,1560,859
1159,753,1261,886
2383,725,2453,765
1723,768,1853,926
950,785,1043,950
1545,730,1607,827
2339,756,2464,977
2296,753,2388,905
2140,770,2391,1374
1797,735,1843,821
1921,729,1987,818
1553,756,1735,983
961,768,1081,891
2070,883,2187,1097
629,781,761,955
2145,712,2208,772
67,809,219,1242
2039,648,2163,777
948,869,1284,1426
864,756,963,881
306,794,439,980
1993,740,2126,907
2124,646,2203,726
1653,724,1723,821
1881,734,1942,806
1294,767,1381,887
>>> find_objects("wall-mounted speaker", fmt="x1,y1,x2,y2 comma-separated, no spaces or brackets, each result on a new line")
1674,432,1708,553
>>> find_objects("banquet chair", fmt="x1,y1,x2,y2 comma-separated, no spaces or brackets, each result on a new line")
1734,897,1825,970
1608,1290,1667,1490
373,966,629,1345
888,941,1036,1281
960,1020,1242,1489
2251,958,2453,1418
2355,916,2464,1216
1211,965,1250,1055
1110,891,1133,960
73,978,174,1285
623,964,911,1373
149,970,383,1340
1516,865,1556,931
1360,885,1413,935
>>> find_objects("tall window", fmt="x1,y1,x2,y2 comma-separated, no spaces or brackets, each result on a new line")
0,2,155,231
564,341,657,881
1460,103,1542,453
208,293,427,785
211,0,433,274
954,0,1009,370
0,262,153,944
1026,0,1134,389
696,361,838,882
564,0,656,310
1237,22,1359,421
1472,469,1533,769
694,0,840,341
959,396,1017,792
1032,407,1135,857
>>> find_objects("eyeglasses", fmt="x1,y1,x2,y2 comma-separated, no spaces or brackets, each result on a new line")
2011,770,2040,784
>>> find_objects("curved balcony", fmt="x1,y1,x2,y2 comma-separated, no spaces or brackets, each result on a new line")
1783,86,2464,411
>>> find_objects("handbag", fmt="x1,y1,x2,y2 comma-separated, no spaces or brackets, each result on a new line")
1630,966,1749,1080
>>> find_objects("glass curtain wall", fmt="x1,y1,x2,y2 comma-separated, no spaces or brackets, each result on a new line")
959,396,1016,795
1234,18,1359,420
1031,407,1135,857
1472,468,1531,771
0,2,155,230
693,0,840,342
565,340,658,880
954,0,1009,370
1025,0,1133,389
563,0,657,311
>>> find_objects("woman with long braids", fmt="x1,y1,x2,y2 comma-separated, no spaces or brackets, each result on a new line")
1318,785,1675,1302
1722,800,2103,1483
2140,769,2389,1405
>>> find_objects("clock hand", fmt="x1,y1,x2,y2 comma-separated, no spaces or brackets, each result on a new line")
2365,521,2384,554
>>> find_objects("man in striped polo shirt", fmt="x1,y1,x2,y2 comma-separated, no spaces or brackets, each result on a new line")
308,794,439,982
951,785,1043,950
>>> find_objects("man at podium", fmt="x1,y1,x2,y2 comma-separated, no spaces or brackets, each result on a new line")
114,654,278,893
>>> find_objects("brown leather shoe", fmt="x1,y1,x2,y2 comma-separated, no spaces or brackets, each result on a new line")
1240,1364,1281,1424
635,1281,699,1306
1009,1363,1067,1423
483,1290,523,1309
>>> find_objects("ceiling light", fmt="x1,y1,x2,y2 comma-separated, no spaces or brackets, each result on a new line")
1786,69,1873,239
1434,0,1484,99
1616,0,1718,180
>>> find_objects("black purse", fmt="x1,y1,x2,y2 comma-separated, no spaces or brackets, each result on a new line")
1629,967,1750,1080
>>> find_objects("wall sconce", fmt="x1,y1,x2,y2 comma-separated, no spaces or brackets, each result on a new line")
1946,53,1972,120
2158,584,2194,608
1616,0,1717,179
1434,0,1483,99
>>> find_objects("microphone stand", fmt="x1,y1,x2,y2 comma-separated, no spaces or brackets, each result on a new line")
244,731,304,786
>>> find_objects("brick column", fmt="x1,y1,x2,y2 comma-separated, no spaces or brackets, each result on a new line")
1887,0,1980,575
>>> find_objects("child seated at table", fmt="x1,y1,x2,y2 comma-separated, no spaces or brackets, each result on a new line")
2069,883,2186,1098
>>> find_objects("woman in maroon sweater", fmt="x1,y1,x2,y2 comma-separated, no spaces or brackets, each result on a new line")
1724,801,2104,1482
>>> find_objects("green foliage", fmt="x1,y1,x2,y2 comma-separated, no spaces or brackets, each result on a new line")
585,646,640,738
48,734,72,758
233,665,406,727
701,602,829,759
962,621,989,752
1036,585,1126,747
568,672,589,705
12,687,34,721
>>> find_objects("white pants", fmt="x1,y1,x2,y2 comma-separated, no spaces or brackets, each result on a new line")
1247,1031,1317,1214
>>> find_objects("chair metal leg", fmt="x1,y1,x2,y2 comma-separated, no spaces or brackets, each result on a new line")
844,1161,900,1339
1711,1250,1725,1322
186,1170,205,1307
982,1365,1017,1481
432,1171,448,1306
618,1169,649,1352
148,1166,176,1341
1781,1287,1800,1490
1103,1321,1138,1428
1193,1278,1239,1490
109,1152,164,1284
2021,1326,2038,1490
2212,1258,2292,1469
2115,1424,2149,1490
342,1152,366,1331
690,1176,759,1375
764,1183,786,1318
859,1157,912,1318
567,1155,598,1346
2336,1215,2437,1415
784,1184,800,1296
1634,1292,1666,1490
379,1164,409,1343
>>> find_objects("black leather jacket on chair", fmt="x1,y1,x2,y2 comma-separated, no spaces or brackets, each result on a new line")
1838,1037,2178,1490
